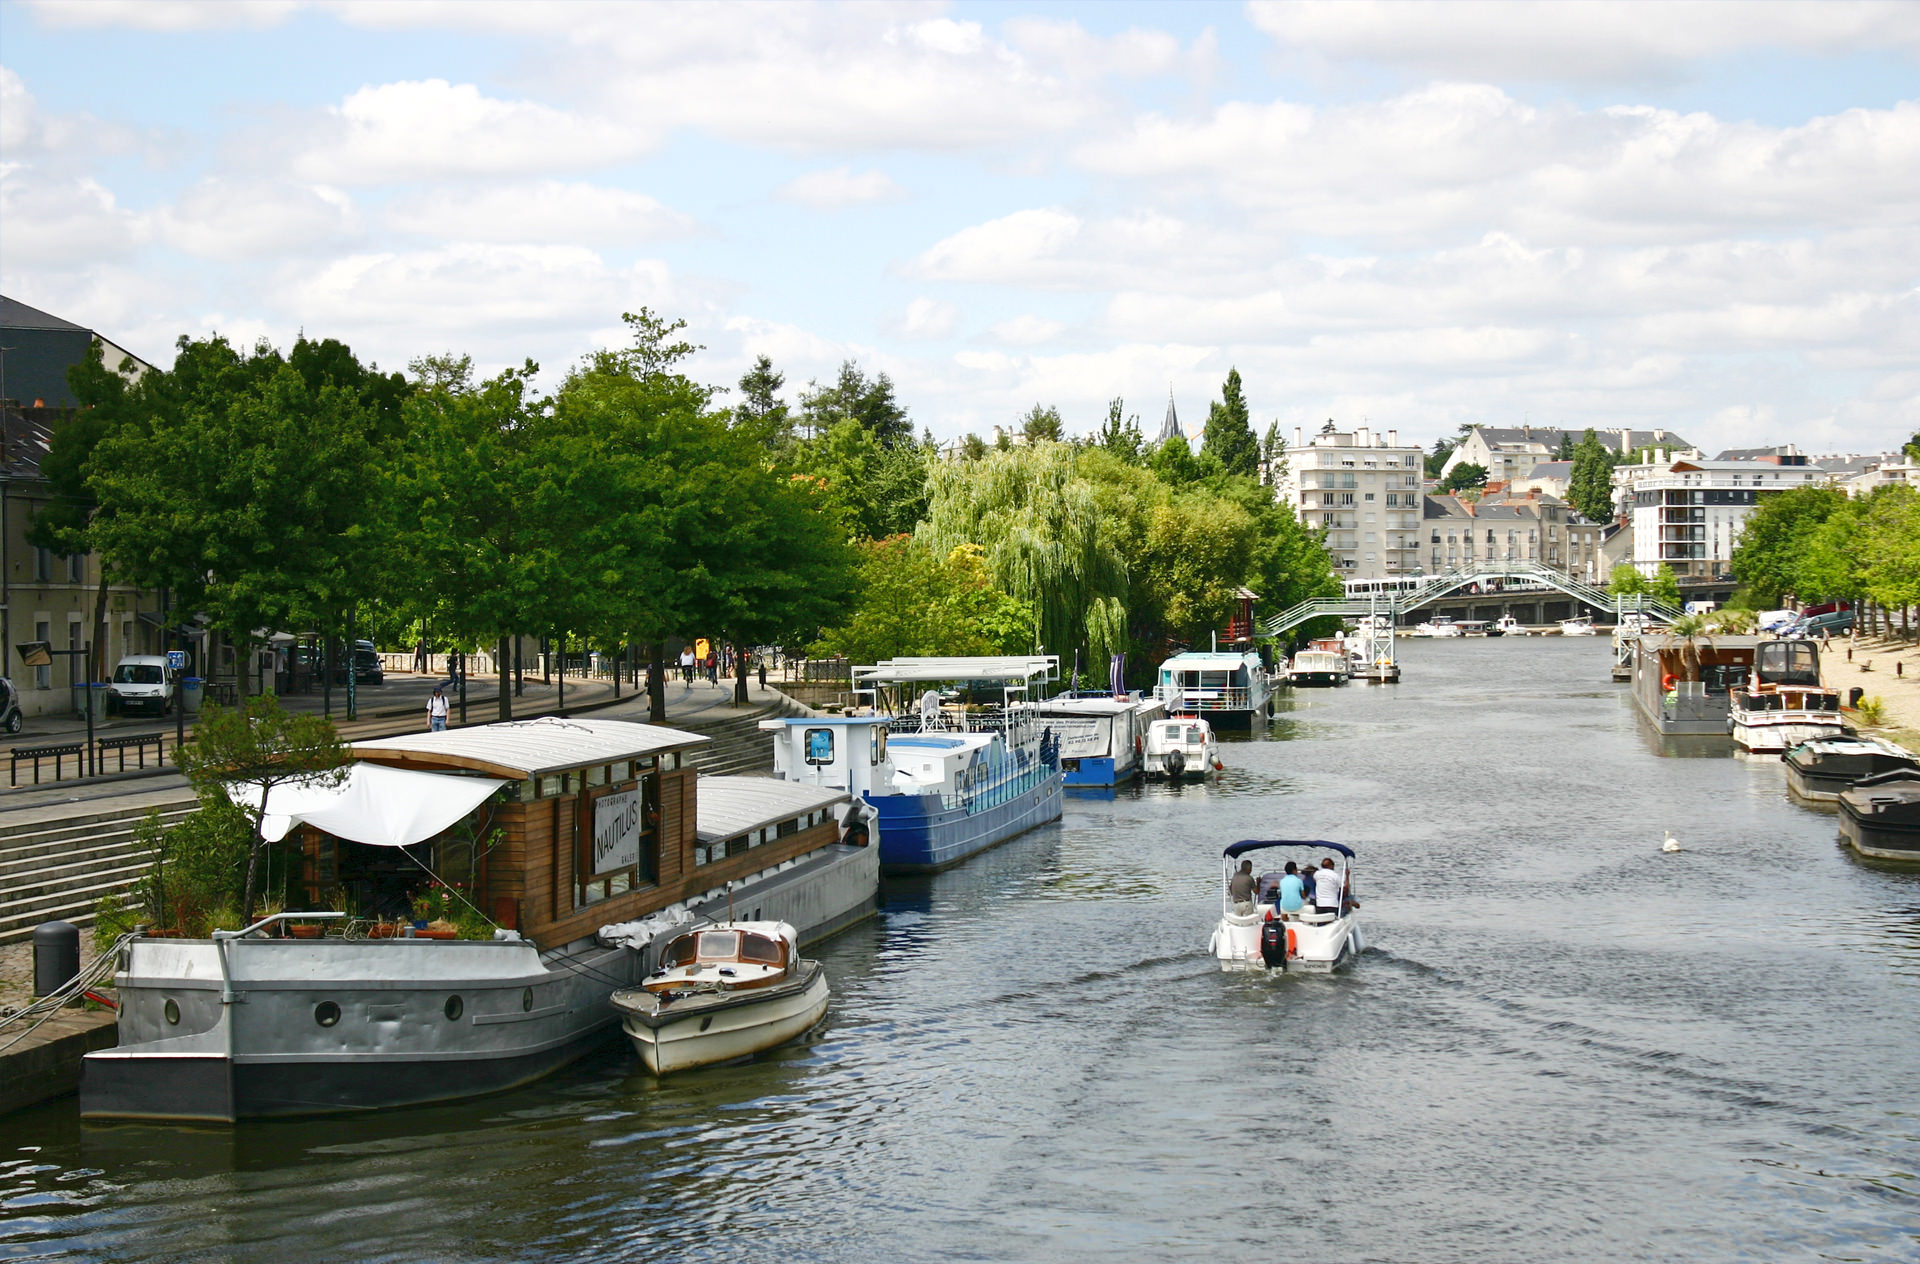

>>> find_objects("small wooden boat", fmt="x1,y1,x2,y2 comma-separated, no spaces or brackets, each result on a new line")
611,921,828,1074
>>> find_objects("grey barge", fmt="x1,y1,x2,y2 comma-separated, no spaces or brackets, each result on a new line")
1785,736,1918,802
1837,768,1920,861
1630,634,1759,736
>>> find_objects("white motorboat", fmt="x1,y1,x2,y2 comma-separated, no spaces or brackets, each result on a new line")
1729,638,1843,754
1491,615,1530,636
1287,647,1350,687
611,921,828,1075
1155,650,1274,729
1559,617,1598,636
1143,716,1219,781
1208,840,1362,973
1413,618,1462,638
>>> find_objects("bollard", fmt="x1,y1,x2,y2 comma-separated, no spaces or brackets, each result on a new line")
33,920,80,998
1849,687,1865,709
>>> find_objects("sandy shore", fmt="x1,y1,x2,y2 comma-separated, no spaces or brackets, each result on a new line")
1823,634,1920,754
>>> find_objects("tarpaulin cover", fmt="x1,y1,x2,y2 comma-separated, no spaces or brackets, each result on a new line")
228,763,504,847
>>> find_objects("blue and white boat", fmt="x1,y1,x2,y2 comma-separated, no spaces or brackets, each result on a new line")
760,657,1064,873
1029,694,1167,788
1155,650,1275,729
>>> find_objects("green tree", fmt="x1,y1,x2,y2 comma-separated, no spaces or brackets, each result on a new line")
1729,484,1849,606
1096,398,1143,463
735,354,792,447
799,360,912,447
1021,403,1063,443
813,537,1031,663
1201,368,1260,478
1425,437,1455,479
1855,485,1920,630
1568,429,1619,522
1555,432,1576,460
1260,421,1288,487
959,432,989,461
793,419,930,540
1608,563,1648,596
1649,564,1682,608
173,695,348,923
1439,462,1489,493
1148,434,1202,485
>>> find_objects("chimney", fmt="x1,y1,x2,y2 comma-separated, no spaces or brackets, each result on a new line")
33,398,44,409
1294,427,1303,449
1388,429,1398,448
1356,426,1371,447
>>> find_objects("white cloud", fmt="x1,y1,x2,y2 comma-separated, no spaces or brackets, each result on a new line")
989,314,1066,345
0,169,144,266
1248,0,1920,82
294,80,648,184
774,167,905,209
24,0,299,30
385,181,695,244
892,296,957,339
154,179,360,258
0,68,40,152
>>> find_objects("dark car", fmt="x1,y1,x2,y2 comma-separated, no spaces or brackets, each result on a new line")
299,640,385,684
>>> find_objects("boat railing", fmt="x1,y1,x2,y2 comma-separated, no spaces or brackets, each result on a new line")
1155,685,1252,711
1661,682,1727,724
886,709,1037,746
939,761,1055,815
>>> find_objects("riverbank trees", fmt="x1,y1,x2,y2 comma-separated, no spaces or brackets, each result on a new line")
1731,483,1920,632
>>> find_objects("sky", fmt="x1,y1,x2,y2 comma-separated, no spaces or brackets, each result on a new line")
2,0,1917,456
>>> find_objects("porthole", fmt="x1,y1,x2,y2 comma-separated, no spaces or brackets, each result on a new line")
522,987,534,1012
444,995,464,1022
314,1001,341,1028
163,999,180,1026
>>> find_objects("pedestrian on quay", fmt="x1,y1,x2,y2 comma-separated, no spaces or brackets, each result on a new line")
706,651,718,686
757,652,767,691
679,646,695,682
427,687,450,733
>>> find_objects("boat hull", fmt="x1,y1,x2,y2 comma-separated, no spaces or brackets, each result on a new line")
1731,713,1845,754
613,962,829,1075
1210,910,1360,973
872,769,1064,873
1288,672,1347,688
1061,756,1132,788
1837,810,1920,861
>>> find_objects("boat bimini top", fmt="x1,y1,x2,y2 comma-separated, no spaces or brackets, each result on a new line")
1222,838,1355,860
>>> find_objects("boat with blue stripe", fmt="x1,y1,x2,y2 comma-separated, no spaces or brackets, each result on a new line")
761,656,1065,873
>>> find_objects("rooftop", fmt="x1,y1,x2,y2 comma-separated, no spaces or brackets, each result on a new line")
852,656,1059,685
353,716,709,779
695,775,847,844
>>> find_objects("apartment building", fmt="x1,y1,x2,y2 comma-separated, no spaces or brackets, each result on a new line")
1423,491,1604,581
1622,456,1828,579
1442,425,1697,485
1276,424,1427,579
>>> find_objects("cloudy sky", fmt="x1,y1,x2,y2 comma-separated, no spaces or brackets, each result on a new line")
2,0,1916,455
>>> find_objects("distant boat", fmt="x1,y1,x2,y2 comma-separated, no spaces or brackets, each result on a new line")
1288,648,1350,687
1155,650,1274,728
1142,716,1218,781
1413,618,1462,638
1560,617,1598,636
1837,769,1920,862
1029,693,1166,788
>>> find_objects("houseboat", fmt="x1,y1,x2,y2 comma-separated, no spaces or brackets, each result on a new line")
1288,646,1349,687
1029,694,1166,788
1837,769,1920,861
760,657,1064,873
1728,639,1844,754
1155,650,1274,728
1631,634,1759,736
81,718,876,1122
1785,736,1919,802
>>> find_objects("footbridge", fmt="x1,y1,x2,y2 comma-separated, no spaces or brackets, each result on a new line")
1259,561,1681,640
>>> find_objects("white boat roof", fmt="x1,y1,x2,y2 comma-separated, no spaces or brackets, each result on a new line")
1030,696,1135,716
852,656,1059,684
1160,652,1257,667
695,775,848,843
354,716,709,779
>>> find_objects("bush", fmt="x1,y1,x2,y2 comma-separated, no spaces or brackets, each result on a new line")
1854,696,1888,726
92,797,254,941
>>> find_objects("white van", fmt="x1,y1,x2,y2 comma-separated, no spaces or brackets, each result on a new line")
109,655,177,716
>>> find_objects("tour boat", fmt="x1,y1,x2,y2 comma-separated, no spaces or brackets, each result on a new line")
1287,648,1349,687
1154,650,1274,728
1837,768,1920,861
1728,639,1843,754
1029,693,1166,788
610,920,828,1075
1413,618,1462,638
82,719,876,1122
1559,617,1598,636
1142,716,1220,781
761,657,1064,873
1785,736,1920,802
1456,619,1491,637
1208,840,1362,973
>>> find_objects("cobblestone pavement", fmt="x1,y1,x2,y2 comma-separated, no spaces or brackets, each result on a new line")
0,935,104,1015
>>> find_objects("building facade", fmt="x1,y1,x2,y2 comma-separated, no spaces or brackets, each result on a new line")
1442,425,1697,485
1621,457,1829,579
1276,424,1426,579
1423,491,1603,581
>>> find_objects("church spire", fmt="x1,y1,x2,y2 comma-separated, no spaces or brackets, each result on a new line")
1156,386,1180,442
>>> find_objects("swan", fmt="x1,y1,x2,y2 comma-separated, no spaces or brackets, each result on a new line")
1661,830,1683,853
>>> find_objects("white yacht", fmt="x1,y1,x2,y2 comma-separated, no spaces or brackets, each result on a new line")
1413,618,1462,638
1729,638,1843,754
1559,617,1598,636
1491,615,1530,636
611,920,828,1075
1208,840,1362,972
1142,717,1219,781
1287,647,1350,687
1155,650,1274,728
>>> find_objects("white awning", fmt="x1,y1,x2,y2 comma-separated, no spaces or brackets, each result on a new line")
228,763,505,848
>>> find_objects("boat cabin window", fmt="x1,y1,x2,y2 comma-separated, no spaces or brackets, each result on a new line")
662,934,698,966
1186,727,1204,743
740,933,783,964
1758,640,1820,686
697,931,739,959
805,728,835,765
872,725,887,765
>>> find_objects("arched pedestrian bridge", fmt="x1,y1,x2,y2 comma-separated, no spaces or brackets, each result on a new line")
1259,561,1681,639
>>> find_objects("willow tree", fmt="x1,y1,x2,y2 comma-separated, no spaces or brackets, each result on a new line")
919,444,1128,669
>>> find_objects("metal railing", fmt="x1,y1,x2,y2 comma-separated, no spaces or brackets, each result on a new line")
1156,685,1254,711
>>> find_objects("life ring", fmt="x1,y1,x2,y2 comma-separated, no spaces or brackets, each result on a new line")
1286,927,1298,958
1661,674,1676,690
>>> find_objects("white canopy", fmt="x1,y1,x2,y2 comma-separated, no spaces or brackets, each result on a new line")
229,763,505,847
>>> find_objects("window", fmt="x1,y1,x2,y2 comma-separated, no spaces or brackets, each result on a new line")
1339,493,1355,506
1323,513,1336,525
1364,493,1375,501
1321,492,1336,506
66,555,84,583
1385,493,1399,506
33,548,51,582
804,728,834,764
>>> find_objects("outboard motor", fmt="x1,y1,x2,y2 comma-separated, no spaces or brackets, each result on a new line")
1260,918,1288,970
1165,748,1186,779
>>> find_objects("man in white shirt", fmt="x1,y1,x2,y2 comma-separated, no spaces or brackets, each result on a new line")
1312,859,1344,915
427,687,450,732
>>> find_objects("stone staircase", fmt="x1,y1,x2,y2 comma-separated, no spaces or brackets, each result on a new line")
0,798,199,943
678,691,815,777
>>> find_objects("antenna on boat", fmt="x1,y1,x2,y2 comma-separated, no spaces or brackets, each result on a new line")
726,881,734,926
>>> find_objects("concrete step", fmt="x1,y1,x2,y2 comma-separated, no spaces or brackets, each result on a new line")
0,851,157,907
0,798,198,840
0,830,161,882
0,805,196,865
0,863,156,940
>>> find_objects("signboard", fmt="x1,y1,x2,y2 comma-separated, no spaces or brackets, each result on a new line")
166,650,188,671
15,641,51,669
1038,716,1109,760
591,787,641,875
693,637,711,660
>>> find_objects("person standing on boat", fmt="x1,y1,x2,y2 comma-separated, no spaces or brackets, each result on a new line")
1230,860,1258,915
1312,858,1343,915
1277,862,1307,915
427,687,450,732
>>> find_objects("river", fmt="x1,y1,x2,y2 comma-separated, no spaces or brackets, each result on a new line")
4,637,1916,1262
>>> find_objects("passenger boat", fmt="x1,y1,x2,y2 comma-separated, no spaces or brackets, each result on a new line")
1837,769,1920,861
1208,840,1362,973
1413,618,1461,638
1287,647,1349,687
1728,639,1844,753
1631,634,1759,736
610,921,828,1075
1456,619,1491,637
1142,716,1219,781
82,719,876,1122
760,657,1063,873
1029,694,1166,788
1155,650,1274,728
1785,736,1920,802
1559,617,1598,636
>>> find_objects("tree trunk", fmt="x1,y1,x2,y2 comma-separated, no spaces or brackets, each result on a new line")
648,642,667,722
91,568,110,681
240,826,264,924
498,635,513,721
236,635,254,701
733,640,750,705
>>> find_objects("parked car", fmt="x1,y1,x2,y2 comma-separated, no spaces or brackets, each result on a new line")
1799,609,1856,637
296,640,385,684
108,655,177,716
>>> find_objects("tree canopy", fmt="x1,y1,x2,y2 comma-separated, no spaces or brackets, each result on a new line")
1201,368,1259,478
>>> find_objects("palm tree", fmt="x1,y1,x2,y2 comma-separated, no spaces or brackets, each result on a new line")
1662,613,1715,682
1707,608,1757,635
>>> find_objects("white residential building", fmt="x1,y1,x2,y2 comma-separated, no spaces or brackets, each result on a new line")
1277,423,1427,578
1441,425,1697,485
1622,457,1829,579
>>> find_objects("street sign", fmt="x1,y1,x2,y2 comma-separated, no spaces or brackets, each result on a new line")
15,641,52,668
167,650,188,671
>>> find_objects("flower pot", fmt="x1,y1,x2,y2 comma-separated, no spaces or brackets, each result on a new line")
369,923,401,939
287,924,323,940
415,929,458,940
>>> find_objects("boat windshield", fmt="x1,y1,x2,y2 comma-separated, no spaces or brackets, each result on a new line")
740,933,782,963
661,934,698,967
697,931,740,959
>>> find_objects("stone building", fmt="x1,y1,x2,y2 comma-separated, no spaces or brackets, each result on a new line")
1275,423,1427,579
